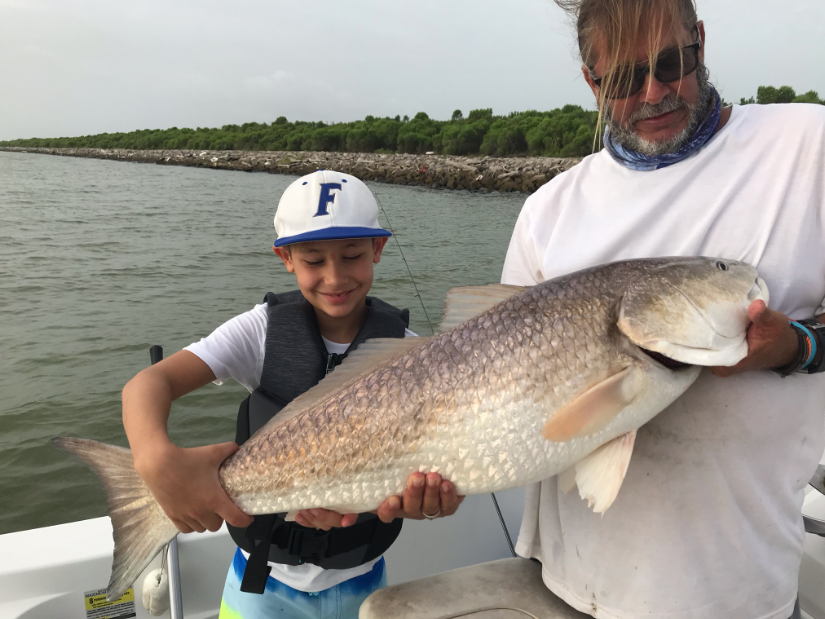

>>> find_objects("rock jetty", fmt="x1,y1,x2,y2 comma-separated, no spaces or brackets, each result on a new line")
0,147,581,193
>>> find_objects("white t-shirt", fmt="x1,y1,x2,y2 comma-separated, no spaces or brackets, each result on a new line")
501,103,825,619
185,302,416,592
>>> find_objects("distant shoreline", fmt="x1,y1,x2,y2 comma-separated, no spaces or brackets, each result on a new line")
0,147,581,193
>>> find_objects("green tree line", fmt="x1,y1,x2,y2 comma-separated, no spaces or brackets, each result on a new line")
3,85,821,156
736,85,824,106
0,106,599,157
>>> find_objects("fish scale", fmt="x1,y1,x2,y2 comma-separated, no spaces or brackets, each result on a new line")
218,261,691,515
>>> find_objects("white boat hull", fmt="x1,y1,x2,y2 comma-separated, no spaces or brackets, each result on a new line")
0,488,525,619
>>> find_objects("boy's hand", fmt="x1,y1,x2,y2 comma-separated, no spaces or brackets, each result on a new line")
376,472,464,522
294,509,359,530
134,441,254,534
293,472,464,529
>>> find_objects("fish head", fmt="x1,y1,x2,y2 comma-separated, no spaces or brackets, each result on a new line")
617,258,769,367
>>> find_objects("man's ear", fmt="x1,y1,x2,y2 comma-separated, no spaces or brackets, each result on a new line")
373,237,388,263
582,65,599,101
696,20,705,63
274,246,295,273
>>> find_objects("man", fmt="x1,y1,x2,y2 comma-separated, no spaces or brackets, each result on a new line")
501,1,825,618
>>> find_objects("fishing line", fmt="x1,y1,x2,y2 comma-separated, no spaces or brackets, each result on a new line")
375,193,435,335
375,191,517,558
490,492,516,557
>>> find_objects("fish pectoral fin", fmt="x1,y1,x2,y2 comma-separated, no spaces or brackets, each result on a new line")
439,284,530,332
558,465,577,494
542,366,640,441
574,430,637,513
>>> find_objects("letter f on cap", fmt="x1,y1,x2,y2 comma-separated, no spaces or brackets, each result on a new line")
315,183,342,217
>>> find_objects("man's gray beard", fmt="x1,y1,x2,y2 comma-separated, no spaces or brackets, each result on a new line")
605,62,714,156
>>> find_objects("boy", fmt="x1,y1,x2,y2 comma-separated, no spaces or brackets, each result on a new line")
122,170,463,619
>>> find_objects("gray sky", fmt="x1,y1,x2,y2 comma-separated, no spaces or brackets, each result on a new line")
1,0,823,142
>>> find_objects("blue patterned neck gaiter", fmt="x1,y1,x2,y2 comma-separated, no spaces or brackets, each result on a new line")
603,86,723,171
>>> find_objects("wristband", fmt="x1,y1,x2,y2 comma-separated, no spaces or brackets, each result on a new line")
790,321,816,369
795,319,825,374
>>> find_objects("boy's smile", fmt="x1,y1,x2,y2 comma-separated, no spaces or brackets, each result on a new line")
321,289,355,305
275,237,388,342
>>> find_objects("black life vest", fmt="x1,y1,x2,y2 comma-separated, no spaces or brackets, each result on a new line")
229,290,410,594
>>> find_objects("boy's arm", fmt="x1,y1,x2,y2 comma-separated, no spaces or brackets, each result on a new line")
122,350,254,534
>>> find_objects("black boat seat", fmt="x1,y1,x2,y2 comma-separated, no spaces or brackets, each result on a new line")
805,515,825,537
809,465,825,497
806,465,825,538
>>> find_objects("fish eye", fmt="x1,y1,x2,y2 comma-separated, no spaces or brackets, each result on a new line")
716,261,729,271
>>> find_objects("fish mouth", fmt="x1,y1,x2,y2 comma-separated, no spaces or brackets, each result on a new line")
634,279,755,366
636,335,749,367
638,347,692,370
669,276,768,339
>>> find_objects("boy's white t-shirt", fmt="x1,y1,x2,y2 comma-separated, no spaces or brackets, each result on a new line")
185,303,415,593
501,103,825,619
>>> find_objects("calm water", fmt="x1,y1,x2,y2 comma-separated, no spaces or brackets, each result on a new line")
0,152,526,535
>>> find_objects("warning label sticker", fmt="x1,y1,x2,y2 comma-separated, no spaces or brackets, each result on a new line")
84,588,136,619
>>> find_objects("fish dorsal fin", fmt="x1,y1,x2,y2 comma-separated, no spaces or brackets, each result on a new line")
439,284,530,333
542,366,641,441
260,337,428,432
574,430,637,513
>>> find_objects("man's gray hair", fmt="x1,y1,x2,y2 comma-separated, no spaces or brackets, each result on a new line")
554,0,698,69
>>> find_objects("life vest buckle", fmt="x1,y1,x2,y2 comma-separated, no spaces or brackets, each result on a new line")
287,526,331,561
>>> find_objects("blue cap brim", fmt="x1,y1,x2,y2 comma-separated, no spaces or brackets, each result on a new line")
274,226,392,248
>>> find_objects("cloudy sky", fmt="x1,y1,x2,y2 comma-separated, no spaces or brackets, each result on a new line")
1,0,823,141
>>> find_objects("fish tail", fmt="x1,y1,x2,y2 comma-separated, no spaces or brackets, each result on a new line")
51,437,179,601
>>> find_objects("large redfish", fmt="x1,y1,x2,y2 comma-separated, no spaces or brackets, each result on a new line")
54,257,767,599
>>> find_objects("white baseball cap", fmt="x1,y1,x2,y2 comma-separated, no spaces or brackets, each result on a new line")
273,170,392,247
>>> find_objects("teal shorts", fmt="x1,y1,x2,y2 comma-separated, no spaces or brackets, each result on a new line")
219,548,387,619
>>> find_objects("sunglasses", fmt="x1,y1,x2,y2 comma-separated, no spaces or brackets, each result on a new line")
592,34,701,99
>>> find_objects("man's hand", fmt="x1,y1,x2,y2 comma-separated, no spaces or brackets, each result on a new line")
711,300,799,377
294,472,465,529
134,441,254,534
